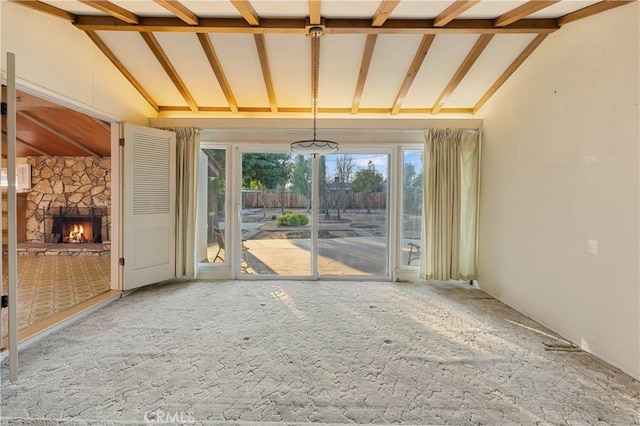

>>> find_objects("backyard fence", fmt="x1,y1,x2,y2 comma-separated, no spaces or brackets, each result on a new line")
242,191,386,210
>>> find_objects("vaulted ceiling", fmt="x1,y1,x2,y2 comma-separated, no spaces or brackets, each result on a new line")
2,87,111,157
10,0,632,121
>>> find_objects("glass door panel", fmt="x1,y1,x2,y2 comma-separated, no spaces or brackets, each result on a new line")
198,148,227,265
317,153,389,277
240,151,312,276
401,149,424,267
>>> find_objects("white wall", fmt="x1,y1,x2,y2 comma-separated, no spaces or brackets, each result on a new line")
478,4,639,378
1,2,154,124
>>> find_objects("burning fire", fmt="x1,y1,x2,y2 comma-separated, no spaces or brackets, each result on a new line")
68,224,85,243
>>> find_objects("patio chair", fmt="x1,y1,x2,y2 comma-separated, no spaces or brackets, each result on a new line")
407,242,421,265
213,227,249,265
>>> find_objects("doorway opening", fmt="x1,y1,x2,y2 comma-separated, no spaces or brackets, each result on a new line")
2,88,113,347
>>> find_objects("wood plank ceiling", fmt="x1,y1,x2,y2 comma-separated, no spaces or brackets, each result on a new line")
4,0,634,156
2,88,111,157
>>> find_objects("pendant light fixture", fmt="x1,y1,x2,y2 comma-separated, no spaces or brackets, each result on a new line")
291,26,339,157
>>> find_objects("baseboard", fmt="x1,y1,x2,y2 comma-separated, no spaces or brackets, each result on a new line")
476,283,640,382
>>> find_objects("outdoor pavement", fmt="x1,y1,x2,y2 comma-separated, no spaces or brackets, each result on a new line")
243,237,388,276
210,236,420,276
2,279,638,425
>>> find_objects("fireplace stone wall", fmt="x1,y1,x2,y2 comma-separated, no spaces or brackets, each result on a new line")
25,156,111,243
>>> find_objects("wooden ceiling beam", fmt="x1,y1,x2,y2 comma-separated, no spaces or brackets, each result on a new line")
84,31,159,111
79,1,139,24
140,32,199,113
431,34,493,114
17,111,100,156
434,0,480,27
153,0,199,25
2,129,50,156
9,0,76,21
159,106,475,115
391,34,436,115
372,0,401,27
72,16,559,34
351,34,378,115
473,33,548,114
197,33,239,114
309,0,321,25
89,116,112,131
557,0,635,26
495,0,560,27
254,34,278,114
230,0,260,26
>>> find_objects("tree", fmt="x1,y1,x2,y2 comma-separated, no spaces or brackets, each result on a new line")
332,155,356,219
204,149,226,243
291,155,312,210
241,153,291,190
351,161,385,213
319,156,329,217
242,153,291,215
335,154,356,185
403,162,423,215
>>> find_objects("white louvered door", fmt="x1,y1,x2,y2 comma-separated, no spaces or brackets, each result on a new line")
123,124,176,290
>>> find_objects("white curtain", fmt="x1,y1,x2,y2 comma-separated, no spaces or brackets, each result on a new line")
174,128,200,278
421,128,479,281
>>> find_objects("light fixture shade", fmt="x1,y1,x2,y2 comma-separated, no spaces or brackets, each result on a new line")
291,139,339,156
291,26,339,157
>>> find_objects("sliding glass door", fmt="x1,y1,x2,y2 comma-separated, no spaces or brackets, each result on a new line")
401,148,423,267
239,149,313,277
204,146,393,279
197,147,228,268
317,152,389,277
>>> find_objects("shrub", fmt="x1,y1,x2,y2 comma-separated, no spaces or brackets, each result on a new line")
270,214,277,220
277,212,309,227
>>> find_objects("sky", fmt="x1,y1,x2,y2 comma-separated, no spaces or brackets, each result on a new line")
319,150,423,181
323,153,389,179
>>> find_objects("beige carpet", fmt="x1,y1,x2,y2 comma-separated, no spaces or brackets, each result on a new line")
2,279,638,425
2,256,111,335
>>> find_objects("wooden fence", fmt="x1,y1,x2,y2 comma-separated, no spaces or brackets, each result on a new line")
242,191,386,210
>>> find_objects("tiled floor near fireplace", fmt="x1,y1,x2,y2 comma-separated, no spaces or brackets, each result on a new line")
1,254,111,338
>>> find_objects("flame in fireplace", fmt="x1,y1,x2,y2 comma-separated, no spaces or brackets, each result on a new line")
68,224,85,243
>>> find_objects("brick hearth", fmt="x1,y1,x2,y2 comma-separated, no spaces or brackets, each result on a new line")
10,242,111,257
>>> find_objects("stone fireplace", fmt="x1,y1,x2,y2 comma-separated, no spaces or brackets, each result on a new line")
25,156,111,245
48,206,106,243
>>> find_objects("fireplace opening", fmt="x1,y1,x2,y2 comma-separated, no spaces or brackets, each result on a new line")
48,207,104,244
62,220,93,243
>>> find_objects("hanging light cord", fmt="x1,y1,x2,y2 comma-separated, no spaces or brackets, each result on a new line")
290,27,339,156
312,36,319,141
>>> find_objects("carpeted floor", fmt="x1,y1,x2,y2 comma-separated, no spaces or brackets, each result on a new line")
2,256,111,336
1,280,638,425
